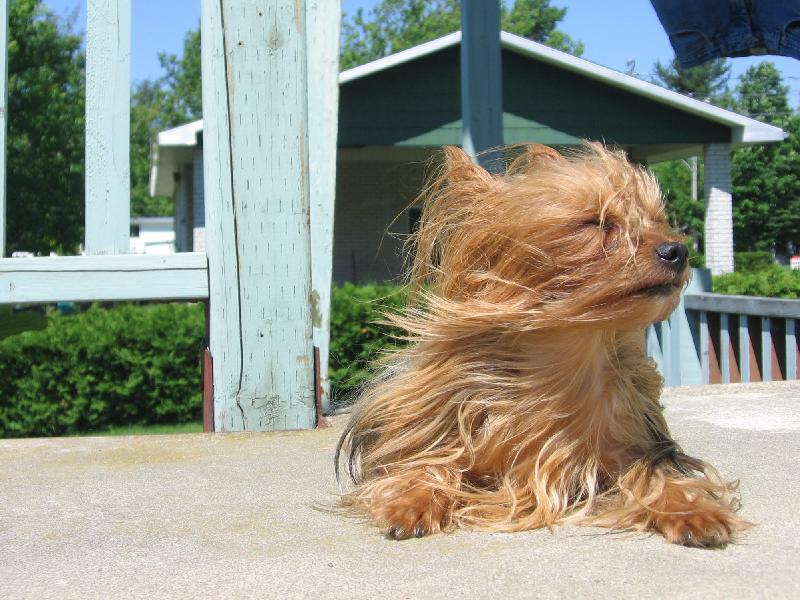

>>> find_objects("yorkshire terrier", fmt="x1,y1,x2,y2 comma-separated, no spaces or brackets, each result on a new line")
336,142,749,547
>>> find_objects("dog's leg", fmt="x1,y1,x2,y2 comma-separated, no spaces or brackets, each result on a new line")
366,467,458,539
599,457,750,547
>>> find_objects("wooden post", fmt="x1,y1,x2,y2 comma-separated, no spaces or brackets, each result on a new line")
85,0,131,255
201,0,316,431
307,0,341,413
0,0,7,258
460,0,502,171
738,315,748,382
720,313,731,383
787,319,797,380
761,317,772,382
699,311,709,385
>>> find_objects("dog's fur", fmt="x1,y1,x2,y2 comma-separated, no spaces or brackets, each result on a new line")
336,142,750,547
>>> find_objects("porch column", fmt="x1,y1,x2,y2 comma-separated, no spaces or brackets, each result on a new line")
460,0,502,171
703,143,734,275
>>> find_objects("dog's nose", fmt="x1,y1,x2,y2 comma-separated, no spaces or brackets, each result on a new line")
655,242,688,271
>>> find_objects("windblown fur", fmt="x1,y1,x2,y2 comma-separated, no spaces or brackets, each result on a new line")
336,142,750,547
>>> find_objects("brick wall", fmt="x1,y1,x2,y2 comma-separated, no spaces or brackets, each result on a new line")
333,156,431,284
703,143,734,275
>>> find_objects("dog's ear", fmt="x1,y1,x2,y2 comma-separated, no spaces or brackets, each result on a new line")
507,144,560,175
440,146,495,187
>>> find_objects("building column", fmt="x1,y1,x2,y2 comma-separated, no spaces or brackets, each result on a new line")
703,143,734,275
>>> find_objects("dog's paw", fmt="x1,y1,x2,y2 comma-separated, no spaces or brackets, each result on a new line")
654,506,749,548
373,486,446,540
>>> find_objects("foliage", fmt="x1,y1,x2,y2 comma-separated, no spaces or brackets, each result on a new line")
0,303,205,438
0,285,417,435
650,159,704,248
734,251,774,273
130,28,202,217
328,283,408,403
652,57,730,101
728,62,791,124
155,28,203,127
130,81,172,217
713,265,800,298
727,65,800,255
340,0,582,70
6,0,85,255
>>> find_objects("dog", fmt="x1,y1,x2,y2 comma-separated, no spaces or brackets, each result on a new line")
336,142,749,547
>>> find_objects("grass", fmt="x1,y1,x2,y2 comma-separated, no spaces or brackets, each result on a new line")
80,422,204,437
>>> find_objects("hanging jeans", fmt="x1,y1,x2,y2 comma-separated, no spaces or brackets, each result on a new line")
650,0,800,67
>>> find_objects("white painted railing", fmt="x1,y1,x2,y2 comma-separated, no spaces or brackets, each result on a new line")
0,0,340,432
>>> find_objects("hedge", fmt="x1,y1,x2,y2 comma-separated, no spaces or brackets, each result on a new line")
0,285,410,437
713,264,800,299
328,283,407,404
0,303,205,438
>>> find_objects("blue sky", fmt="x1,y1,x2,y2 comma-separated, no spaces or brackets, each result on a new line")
43,0,800,106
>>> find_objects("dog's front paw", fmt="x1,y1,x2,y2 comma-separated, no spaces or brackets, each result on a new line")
373,486,447,540
653,502,750,548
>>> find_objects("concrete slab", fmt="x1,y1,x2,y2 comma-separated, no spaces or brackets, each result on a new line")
1,381,799,599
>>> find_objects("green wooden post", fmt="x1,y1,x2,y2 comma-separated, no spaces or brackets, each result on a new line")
460,0,502,170
85,0,131,255
0,0,7,258
201,0,316,431
307,0,340,413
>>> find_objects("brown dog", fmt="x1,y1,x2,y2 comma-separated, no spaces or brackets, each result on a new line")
336,142,749,547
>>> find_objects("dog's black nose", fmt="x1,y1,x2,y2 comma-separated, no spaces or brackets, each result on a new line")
655,242,688,271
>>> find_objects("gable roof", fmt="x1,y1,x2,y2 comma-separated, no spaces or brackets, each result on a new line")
340,31,785,145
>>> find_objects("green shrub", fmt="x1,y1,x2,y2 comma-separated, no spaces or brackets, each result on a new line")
329,283,408,404
713,264,800,298
734,251,774,273
0,284,418,436
0,303,205,438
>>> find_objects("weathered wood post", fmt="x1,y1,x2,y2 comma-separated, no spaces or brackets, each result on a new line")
460,0,502,170
306,0,340,413
85,0,131,255
201,0,317,431
0,0,7,258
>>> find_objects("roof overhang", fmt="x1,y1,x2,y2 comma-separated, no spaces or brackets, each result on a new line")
149,120,203,197
151,31,786,196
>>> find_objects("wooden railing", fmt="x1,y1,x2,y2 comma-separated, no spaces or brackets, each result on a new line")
647,269,799,386
0,0,341,431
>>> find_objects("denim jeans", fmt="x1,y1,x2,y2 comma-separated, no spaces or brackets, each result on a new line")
651,0,800,67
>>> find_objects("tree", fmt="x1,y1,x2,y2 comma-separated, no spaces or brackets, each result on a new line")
129,28,201,217
155,28,202,127
729,62,790,124
341,0,583,70
6,0,85,255
729,63,799,254
130,81,171,217
652,57,730,101
650,159,704,248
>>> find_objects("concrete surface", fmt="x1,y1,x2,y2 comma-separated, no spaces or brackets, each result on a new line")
1,381,799,599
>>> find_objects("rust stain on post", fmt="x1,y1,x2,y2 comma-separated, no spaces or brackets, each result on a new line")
293,0,304,34
314,346,330,428
203,348,214,432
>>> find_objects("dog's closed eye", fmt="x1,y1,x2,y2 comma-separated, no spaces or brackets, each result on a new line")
581,219,617,234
